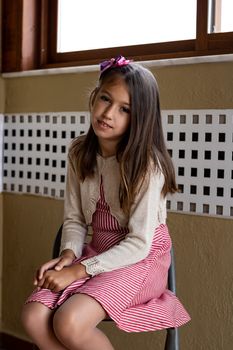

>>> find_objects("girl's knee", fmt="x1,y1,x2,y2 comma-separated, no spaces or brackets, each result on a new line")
53,295,106,347
53,308,88,346
53,308,77,338
21,303,39,333
21,302,50,335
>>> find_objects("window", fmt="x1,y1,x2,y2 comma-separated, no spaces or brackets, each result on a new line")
208,0,233,33
2,0,233,72
57,0,197,53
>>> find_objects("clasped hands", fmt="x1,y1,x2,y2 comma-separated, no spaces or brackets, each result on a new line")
33,249,89,293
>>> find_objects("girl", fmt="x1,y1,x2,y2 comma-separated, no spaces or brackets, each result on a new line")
22,55,190,350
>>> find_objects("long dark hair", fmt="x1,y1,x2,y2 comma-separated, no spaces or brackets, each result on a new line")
70,62,177,213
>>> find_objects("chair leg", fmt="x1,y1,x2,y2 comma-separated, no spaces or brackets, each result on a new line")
164,327,179,350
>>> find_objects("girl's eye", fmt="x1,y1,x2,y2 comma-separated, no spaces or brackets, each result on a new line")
100,95,110,102
121,106,130,114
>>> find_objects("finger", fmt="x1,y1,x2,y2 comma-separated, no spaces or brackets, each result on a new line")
34,268,41,284
37,258,60,280
37,266,47,280
49,284,55,291
54,257,70,271
52,285,61,293
50,283,61,292
40,278,51,290
54,264,63,271
43,282,51,290
37,276,45,288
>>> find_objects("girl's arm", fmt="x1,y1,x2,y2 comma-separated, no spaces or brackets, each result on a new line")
81,169,170,276
34,152,89,292
60,153,88,259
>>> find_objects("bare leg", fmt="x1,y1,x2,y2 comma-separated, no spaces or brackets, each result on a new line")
53,294,115,350
21,302,68,350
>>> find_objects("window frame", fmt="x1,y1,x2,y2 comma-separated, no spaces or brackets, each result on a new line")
2,0,233,73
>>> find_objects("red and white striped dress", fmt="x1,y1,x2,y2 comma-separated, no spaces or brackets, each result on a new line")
26,181,190,332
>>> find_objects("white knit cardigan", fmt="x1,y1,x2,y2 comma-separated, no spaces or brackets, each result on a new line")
60,152,167,276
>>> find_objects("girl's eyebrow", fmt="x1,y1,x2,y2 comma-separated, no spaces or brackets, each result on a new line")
101,89,130,106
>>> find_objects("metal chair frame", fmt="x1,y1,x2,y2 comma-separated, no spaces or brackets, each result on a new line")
53,225,179,350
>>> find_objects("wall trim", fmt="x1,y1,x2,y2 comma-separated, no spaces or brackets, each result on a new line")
2,54,233,79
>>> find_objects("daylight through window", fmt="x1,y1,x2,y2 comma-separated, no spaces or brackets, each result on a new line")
57,0,197,53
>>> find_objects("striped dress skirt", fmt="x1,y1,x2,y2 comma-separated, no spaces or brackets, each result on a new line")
26,182,190,332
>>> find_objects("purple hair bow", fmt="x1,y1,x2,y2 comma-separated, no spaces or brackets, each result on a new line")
100,55,132,76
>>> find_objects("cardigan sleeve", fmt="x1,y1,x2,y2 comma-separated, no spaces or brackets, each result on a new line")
81,168,167,276
60,154,88,259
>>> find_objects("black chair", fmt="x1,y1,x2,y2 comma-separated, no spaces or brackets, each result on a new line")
53,225,179,350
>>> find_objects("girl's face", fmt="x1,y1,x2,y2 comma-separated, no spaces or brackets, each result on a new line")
91,77,131,155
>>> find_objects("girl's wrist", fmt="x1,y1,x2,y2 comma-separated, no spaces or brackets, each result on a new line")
72,263,90,279
60,249,76,260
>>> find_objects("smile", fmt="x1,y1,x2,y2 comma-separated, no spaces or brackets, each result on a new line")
97,120,112,128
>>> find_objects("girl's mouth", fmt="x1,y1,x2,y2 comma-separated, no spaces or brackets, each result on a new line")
97,120,112,128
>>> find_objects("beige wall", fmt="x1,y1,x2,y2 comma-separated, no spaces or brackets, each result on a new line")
1,60,233,349
152,61,233,109
0,194,3,329
0,77,5,111
4,61,233,113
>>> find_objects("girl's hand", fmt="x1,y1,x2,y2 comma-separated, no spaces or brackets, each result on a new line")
34,249,76,287
36,263,89,292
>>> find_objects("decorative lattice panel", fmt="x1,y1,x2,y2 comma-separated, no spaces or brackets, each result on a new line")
2,113,90,199
164,110,233,217
0,114,3,192
1,110,233,218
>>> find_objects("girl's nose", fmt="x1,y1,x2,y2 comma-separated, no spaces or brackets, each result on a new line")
103,105,115,119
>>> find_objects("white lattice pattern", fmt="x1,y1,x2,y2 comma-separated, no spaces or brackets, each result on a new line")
164,110,233,217
0,114,3,192
1,110,233,218
2,112,90,198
